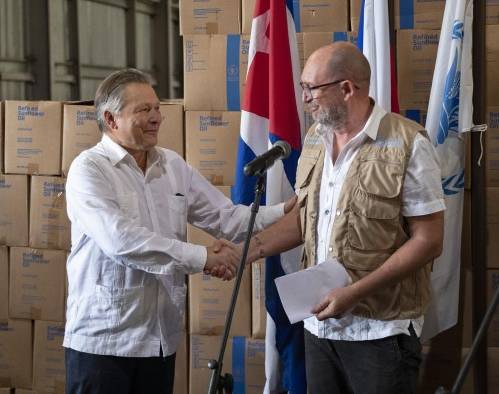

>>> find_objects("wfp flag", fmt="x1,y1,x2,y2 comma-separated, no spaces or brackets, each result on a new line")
422,0,474,340
232,0,306,392
357,0,399,113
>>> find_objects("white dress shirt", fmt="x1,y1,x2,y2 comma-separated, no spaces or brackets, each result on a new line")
63,133,283,357
303,103,446,341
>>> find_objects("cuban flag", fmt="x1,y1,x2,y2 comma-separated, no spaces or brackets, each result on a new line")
357,0,399,113
422,0,474,340
232,0,306,392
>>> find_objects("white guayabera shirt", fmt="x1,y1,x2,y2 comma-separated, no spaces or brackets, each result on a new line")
64,133,283,357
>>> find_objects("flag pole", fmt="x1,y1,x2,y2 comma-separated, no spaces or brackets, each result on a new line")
471,0,487,392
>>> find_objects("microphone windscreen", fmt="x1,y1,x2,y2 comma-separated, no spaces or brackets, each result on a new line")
273,140,291,159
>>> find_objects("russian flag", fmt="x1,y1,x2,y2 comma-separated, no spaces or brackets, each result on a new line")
422,0,474,340
357,0,399,113
232,0,306,392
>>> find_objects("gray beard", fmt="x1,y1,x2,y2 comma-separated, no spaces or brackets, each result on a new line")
313,105,347,130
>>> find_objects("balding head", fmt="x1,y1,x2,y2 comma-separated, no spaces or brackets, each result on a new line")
303,42,371,92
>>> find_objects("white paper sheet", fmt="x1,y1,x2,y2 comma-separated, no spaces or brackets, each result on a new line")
274,258,351,324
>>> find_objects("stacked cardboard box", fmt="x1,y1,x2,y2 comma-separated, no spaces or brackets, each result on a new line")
0,101,67,393
242,0,348,34
0,98,187,393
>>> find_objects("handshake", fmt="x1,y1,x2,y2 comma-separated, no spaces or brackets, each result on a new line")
200,195,298,281
203,239,243,281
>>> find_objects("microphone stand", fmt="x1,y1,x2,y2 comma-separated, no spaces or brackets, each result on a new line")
434,283,499,394
207,173,266,394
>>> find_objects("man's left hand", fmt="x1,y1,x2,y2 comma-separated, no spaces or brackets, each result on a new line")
311,286,360,321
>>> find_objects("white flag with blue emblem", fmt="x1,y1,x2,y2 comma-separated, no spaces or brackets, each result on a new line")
423,0,473,340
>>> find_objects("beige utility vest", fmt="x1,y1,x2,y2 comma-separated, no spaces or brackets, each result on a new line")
296,112,432,321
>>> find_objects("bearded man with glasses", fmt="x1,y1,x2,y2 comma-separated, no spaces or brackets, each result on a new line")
240,42,446,393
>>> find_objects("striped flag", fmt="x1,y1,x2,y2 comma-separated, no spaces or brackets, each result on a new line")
422,0,474,340
357,0,399,113
232,0,306,392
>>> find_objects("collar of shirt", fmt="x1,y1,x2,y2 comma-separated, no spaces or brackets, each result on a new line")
100,133,161,169
318,100,387,160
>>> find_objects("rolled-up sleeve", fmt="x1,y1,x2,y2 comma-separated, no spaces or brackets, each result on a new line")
402,134,446,217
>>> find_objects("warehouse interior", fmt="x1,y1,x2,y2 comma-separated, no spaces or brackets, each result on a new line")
0,0,497,393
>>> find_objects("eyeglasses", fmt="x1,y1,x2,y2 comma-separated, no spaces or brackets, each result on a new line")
300,79,359,100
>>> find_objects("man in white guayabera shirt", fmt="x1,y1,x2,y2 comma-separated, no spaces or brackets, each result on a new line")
63,69,294,394
235,43,445,393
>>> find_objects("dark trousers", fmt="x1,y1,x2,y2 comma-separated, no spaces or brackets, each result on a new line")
304,325,422,394
65,348,176,394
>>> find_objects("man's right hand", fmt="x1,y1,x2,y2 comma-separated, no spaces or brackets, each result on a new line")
204,239,241,281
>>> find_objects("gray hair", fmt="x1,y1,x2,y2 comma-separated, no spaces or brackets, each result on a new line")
94,68,152,132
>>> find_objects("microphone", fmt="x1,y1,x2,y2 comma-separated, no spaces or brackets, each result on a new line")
244,141,291,176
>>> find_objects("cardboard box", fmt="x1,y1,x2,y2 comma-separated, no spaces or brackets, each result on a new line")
487,26,499,106
487,270,499,346
29,176,71,250
242,0,348,33
242,0,256,34
488,0,499,25
0,247,7,322
1,102,3,173
489,347,499,394
0,319,33,389
189,335,265,394
157,102,184,158
185,111,240,185
296,33,305,71
187,222,252,337
4,101,62,175
350,0,361,31
462,190,471,270
486,107,499,186
395,0,445,30
33,321,65,394
303,31,358,61
400,109,427,127
252,260,266,339
298,0,348,33
0,174,29,247
180,0,240,35
0,389,11,393
397,29,440,110
184,35,250,111
461,267,473,348
174,332,188,394
61,103,100,176
15,390,37,394
9,247,66,321
487,188,499,268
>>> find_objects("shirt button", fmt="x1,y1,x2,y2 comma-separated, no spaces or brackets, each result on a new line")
328,247,333,252
325,209,330,215
329,182,334,187
336,210,341,216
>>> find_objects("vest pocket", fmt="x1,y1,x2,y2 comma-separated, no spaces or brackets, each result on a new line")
358,159,404,198
348,191,401,253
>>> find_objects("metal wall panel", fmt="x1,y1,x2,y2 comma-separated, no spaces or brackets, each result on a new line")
49,0,76,100
136,2,155,75
78,0,128,99
0,0,30,99
0,0,181,100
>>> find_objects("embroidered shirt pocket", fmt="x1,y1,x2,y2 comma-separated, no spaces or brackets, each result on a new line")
165,194,187,239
